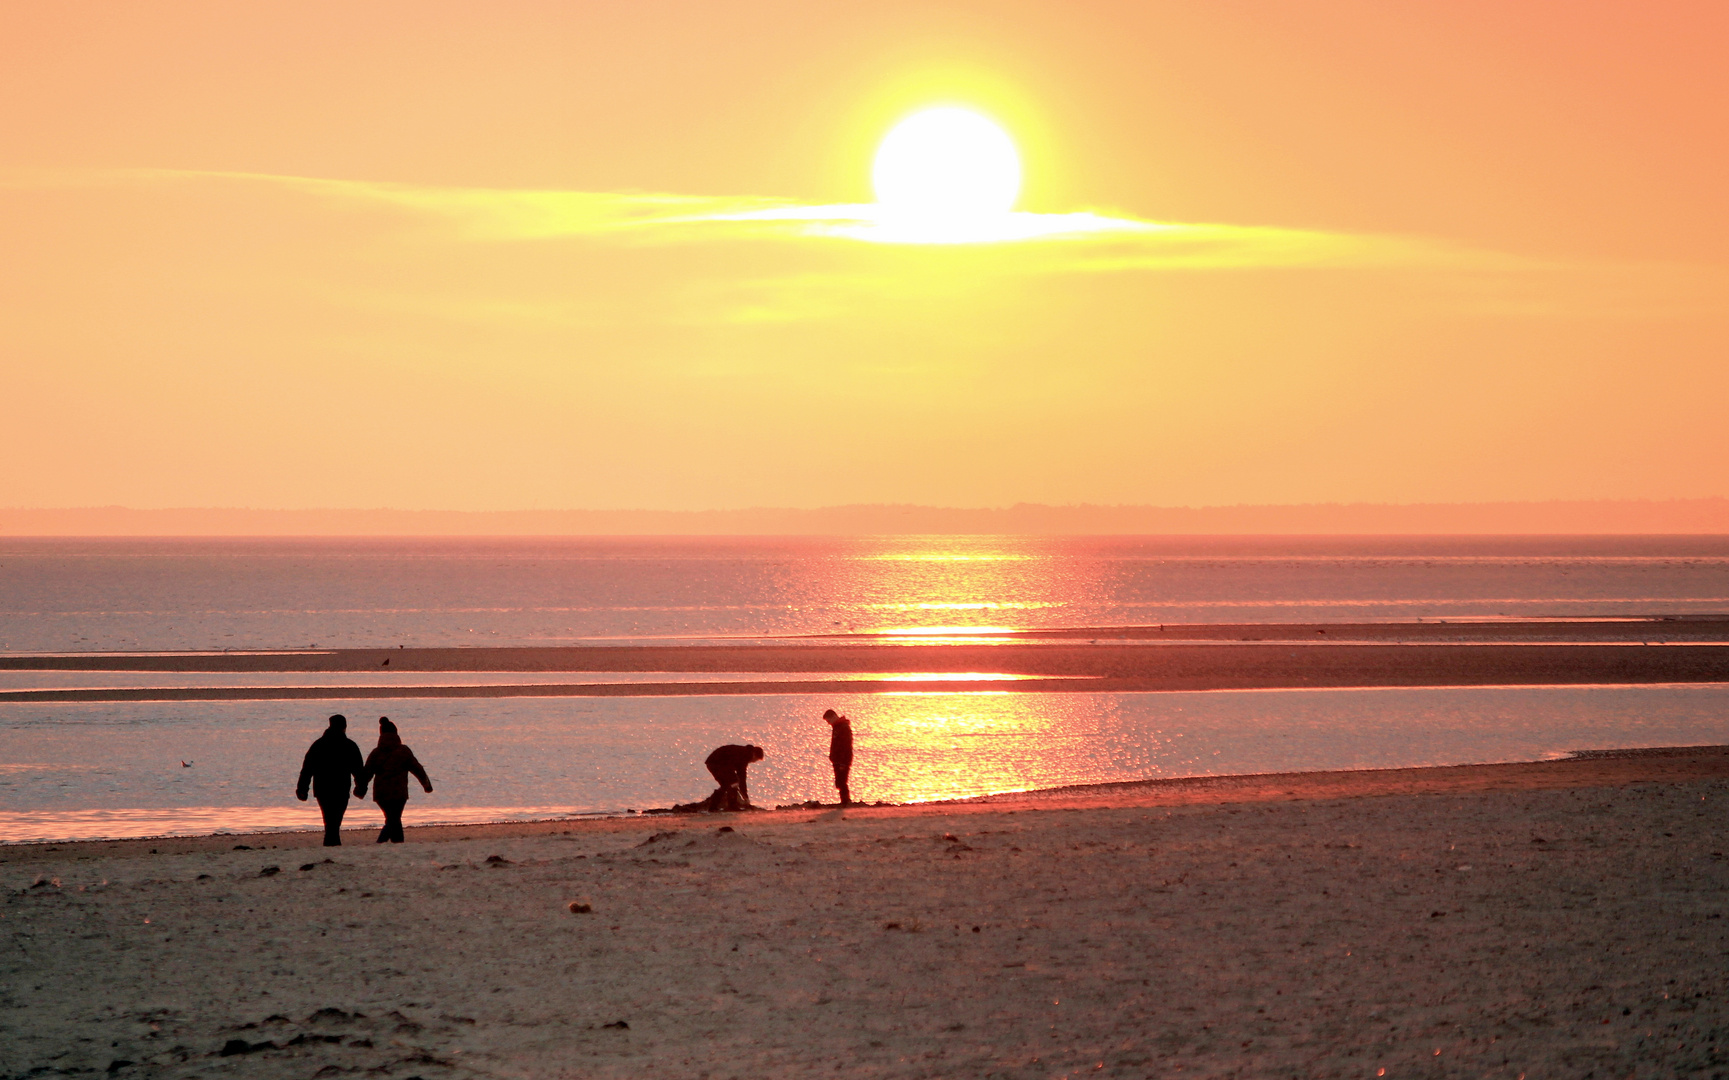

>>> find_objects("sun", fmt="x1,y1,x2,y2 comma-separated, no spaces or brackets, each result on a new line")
871,107,1022,228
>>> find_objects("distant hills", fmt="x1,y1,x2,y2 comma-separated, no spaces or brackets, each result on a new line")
2,499,1727,535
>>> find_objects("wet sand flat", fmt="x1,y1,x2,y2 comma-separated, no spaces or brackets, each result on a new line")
3,636,1727,703
5,749,1729,1078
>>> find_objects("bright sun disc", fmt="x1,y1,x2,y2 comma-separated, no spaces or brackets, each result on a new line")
872,107,1021,224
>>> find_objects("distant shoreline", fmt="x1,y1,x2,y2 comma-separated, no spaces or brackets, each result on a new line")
8,744,1726,859
4,499,1729,535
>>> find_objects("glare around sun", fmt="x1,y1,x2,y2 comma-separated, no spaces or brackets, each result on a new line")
730,103,1138,244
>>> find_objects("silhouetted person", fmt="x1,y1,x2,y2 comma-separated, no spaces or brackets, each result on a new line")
358,716,432,843
823,709,854,806
296,713,365,846
704,744,764,809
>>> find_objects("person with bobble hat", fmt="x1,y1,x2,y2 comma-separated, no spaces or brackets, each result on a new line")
357,716,433,843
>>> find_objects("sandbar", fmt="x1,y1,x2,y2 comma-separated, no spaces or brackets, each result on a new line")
3,621,1727,703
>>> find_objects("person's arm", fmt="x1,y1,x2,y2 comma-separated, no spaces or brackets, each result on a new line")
347,742,367,798
355,748,377,799
296,745,315,801
407,752,433,793
738,765,748,803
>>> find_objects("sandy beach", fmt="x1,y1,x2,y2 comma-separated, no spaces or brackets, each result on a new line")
5,748,1728,1078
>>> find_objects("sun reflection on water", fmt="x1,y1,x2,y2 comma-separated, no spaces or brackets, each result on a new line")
839,691,1125,804
817,537,1114,638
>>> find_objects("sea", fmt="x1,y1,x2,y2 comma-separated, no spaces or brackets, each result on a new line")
3,535,1728,843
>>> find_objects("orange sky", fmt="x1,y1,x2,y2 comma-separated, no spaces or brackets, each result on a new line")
2,1,1725,512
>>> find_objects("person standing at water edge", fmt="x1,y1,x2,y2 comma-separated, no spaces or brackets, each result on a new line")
823,709,854,806
358,717,432,843
296,714,367,846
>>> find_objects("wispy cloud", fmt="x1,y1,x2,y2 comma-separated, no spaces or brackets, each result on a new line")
5,167,1478,273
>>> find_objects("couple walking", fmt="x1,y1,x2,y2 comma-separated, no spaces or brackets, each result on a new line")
296,714,433,845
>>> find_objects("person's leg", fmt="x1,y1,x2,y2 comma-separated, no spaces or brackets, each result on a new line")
379,796,407,843
375,797,395,843
707,764,741,806
834,762,851,806
317,793,347,846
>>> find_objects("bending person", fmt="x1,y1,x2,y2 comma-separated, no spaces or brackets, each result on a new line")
295,713,366,846
358,716,433,843
704,744,764,809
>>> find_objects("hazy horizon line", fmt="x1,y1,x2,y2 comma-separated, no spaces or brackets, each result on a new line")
3,498,1727,536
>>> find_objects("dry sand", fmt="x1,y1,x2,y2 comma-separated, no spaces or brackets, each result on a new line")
5,750,1729,1078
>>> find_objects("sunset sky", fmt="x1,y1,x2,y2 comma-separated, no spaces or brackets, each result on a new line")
2,1,1725,512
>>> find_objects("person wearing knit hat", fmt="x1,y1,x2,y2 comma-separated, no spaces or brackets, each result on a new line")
357,716,433,843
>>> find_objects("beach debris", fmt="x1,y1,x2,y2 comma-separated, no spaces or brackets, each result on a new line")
259,866,281,877
717,826,734,833
485,854,513,866
106,1059,134,1073
299,863,317,871
217,1039,275,1056
306,1008,362,1023
181,760,192,767
232,845,252,851
1429,910,1446,918
601,1020,629,1029
568,899,593,914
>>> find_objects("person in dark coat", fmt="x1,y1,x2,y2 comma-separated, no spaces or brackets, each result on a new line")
296,714,366,846
357,716,432,843
823,709,854,806
704,744,764,808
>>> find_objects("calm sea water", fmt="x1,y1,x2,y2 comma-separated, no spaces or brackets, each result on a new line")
2,536,1726,842
5,535,1729,652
